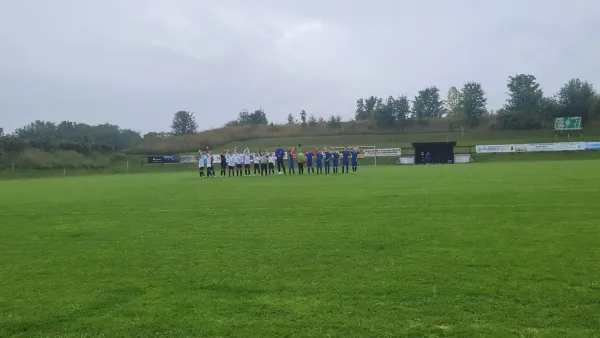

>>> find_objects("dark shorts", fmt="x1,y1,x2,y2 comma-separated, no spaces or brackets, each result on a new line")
236,164,242,168
245,164,250,168
228,166,234,170
268,163,274,169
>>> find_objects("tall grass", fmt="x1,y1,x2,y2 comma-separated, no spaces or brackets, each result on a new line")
130,117,600,154
130,118,491,154
0,149,122,170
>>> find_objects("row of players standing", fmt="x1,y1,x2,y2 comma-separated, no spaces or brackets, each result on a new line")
197,146,361,177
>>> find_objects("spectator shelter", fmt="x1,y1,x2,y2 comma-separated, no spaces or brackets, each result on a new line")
411,141,457,164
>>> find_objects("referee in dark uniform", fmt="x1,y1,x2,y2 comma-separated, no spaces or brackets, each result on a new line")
220,152,226,177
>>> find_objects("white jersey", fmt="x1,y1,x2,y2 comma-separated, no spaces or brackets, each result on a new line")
198,155,203,168
268,155,275,164
233,153,240,164
244,154,251,165
226,154,234,167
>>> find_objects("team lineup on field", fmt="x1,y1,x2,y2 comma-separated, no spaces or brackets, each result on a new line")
197,145,362,177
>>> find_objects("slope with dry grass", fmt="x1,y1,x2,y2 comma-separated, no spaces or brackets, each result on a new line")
128,117,600,154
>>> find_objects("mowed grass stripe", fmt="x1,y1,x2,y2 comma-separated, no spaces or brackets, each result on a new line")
1,161,599,337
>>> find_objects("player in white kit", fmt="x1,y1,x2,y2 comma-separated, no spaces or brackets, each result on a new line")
226,151,235,177
244,151,251,176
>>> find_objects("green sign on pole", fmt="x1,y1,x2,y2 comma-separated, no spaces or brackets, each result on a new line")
554,117,582,131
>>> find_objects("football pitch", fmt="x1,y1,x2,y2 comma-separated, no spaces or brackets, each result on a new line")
1,161,599,337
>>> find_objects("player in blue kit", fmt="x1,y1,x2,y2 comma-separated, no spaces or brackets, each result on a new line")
324,148,332,174
341,147,350,173
332,151,340,174
288,147,295,174
275,145,287,174
306,149,315,174
315,150,323,174
351,147,360,172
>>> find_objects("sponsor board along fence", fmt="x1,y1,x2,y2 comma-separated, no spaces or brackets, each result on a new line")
476,141,600,153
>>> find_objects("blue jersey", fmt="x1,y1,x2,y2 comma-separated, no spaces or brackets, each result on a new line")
275,148,285,160
306,152,314,165
351,151,359,163
332,152,340,165
316,153,323,165
342,151,350,164
324,151,331,162
288,152,294,164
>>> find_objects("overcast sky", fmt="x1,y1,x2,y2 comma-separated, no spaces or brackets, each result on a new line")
1,0,599,134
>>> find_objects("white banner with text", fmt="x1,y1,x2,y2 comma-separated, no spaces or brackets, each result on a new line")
476,142,596,153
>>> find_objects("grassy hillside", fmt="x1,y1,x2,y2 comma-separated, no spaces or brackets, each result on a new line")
130,118,600,154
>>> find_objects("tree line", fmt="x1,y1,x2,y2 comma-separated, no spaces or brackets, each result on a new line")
0,120,142,157
353,74,599,130
168,74,600,135
2,73,598,158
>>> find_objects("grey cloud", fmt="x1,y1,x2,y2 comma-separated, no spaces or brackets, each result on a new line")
1,0,599,133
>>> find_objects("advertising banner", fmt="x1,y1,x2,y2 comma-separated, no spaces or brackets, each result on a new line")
553,142,585,151
585,142,600,150
362,148,402,157
147,156,163,164
179,155,198,164
146,155,181,164
162,156,181,163
477,142,592,153
475,144,515,153
522,143,557,152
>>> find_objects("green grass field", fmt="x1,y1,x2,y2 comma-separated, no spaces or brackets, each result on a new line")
1,162,599,337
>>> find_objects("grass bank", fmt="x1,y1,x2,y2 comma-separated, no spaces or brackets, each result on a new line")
130,117,600,154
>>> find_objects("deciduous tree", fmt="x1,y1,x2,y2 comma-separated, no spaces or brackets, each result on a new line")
374,96,397,129
300,109,307,127
394,95,411,123
355,96,381,120
556,78,597,123
496,74,544,129
171,111,198,135
237,108,268,125
445,86,462,118
327,115,342,128
458,82,487,127
412,87,445,119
